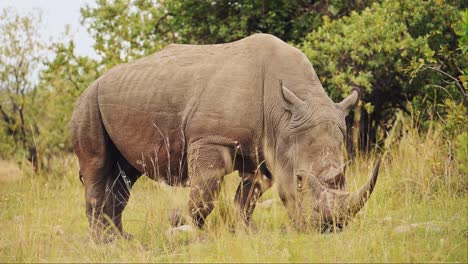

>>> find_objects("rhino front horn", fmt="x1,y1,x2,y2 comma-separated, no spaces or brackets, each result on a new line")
346,159,381,216
313,159,381,228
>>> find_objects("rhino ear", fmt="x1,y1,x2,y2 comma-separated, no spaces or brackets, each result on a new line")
280,80,304,110
337,88,359,116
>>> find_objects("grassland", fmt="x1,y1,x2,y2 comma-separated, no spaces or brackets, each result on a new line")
0,119,466,263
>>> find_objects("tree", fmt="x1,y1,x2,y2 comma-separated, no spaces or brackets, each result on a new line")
0,8,44,169
0,8,99,171
159,0,375,44
80,0,376,68
37,39,100,165
301,0,466,151
80,0,164,68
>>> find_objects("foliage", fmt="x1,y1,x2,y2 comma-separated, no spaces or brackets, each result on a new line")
159,0,374,44
453,131,467,176
0,9,101,170
80,0,375,67
0,8,44,167
0,9,99,170
36,40,100,165
80,0,164,68
302,0,466,146
454,9,468,53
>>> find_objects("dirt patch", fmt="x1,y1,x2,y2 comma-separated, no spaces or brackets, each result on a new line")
0,160,23,182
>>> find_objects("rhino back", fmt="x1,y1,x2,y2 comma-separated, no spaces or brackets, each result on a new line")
96,35,269,180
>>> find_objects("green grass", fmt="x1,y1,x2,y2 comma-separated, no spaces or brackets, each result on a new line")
0,121,467,262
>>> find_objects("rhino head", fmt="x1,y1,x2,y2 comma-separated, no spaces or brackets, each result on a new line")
274,82,380,232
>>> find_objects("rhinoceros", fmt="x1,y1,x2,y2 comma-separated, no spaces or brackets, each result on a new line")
71,33,380,240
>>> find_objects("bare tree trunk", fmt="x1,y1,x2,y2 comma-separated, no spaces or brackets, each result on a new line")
29,146,39,172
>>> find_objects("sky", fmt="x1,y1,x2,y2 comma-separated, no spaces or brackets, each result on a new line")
0,0,97,58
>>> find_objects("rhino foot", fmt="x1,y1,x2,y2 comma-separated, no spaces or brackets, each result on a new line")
165,224,196,237
121,231,134,240
169,208,188,227
87,228,134,244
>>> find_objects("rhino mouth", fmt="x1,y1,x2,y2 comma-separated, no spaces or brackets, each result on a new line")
307,160,381,231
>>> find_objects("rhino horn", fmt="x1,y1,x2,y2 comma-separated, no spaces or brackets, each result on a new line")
311,160,381,227
345,159,380,216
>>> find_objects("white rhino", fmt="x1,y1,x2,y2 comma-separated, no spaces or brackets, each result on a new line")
71,33,379,241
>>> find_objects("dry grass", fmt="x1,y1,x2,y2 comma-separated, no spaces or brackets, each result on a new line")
0,160,23,183
0,118,466,263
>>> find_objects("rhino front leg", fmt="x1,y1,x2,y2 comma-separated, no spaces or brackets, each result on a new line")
186,143,229,228
234,171,273,225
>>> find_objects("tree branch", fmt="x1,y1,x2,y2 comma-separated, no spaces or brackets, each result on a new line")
153,12,174,35
0,104,15,135
424,65,466,98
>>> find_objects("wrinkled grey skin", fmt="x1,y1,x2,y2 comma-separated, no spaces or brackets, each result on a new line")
71,34,379,241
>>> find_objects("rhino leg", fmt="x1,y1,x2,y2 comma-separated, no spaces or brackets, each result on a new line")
80,156,114,242
74,123,115,240
103,158,141,239
234,171,273,225
72,82,115,242
186,143,229,227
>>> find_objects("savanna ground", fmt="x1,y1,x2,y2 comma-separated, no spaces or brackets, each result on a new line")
0,116,466,263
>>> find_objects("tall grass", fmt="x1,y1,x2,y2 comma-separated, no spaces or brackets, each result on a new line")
0,117,466,262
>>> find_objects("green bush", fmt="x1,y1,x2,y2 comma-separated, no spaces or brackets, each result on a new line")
302,0,465,146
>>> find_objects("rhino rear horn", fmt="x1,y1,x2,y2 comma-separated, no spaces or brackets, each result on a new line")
337,89,359,115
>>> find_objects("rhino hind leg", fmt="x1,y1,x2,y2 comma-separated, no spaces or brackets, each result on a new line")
185,143,229,227
103,157,141,239
78,149,115,242
72,85,139,242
